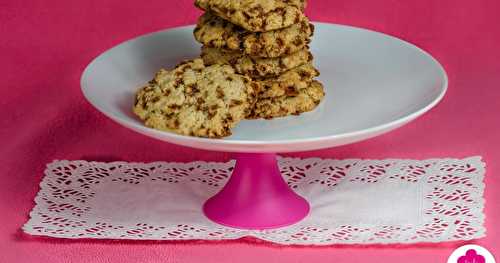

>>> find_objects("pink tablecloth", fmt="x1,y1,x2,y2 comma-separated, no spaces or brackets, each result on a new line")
1,0,499,262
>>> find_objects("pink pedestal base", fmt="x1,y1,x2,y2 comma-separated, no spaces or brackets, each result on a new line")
203,153,310,230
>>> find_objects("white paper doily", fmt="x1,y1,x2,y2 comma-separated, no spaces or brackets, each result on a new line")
23,157,485,245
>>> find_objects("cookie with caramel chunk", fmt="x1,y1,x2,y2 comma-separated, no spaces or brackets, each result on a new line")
255,62,319,98
194,12,314,58
249,80,324,119
201,46,313,78
133,59,259,138
195,0,307,32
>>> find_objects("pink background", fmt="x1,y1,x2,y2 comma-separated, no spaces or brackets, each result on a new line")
1,0,499,262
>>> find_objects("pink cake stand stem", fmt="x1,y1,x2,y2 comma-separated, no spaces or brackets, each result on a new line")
203,153,310,230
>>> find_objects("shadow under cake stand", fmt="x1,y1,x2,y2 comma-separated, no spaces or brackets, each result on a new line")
81,23,448,230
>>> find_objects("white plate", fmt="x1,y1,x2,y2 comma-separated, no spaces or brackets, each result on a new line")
81,23,447,153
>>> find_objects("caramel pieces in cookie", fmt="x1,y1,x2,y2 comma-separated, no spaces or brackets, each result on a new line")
201,46,313,78
249,80,325,119
195,0,307,32
133,59,259,138
255,62,319,98
194,12,314,58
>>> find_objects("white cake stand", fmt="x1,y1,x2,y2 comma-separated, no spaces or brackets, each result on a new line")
81,23,447,230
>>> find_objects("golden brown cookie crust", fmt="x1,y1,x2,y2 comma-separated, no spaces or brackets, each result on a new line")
248,80,325,119
133,59,259,138
255,62,319,98
201,46,313,78
194,12,314,58
195,0,307,32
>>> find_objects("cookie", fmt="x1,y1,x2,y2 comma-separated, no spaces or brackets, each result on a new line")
195,0,307,32
248,80,324,119
201,46,313,78
194,12,314,58
256,62,319,98
133,59,259,138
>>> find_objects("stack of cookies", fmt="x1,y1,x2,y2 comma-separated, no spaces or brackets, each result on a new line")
133,0,326,138
194,0,325,119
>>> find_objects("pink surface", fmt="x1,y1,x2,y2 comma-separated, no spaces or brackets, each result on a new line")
1,0,499,262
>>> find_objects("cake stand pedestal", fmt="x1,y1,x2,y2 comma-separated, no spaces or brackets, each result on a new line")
203,153,309,229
